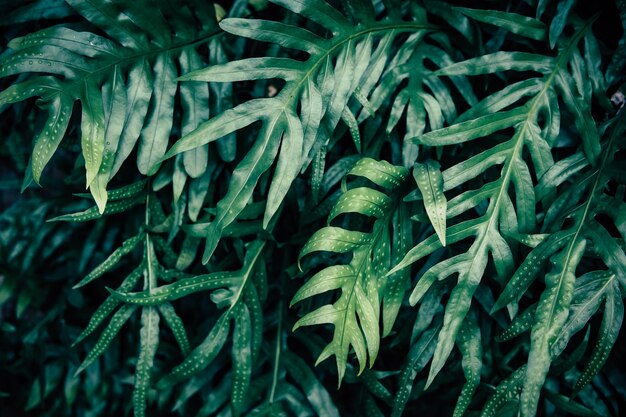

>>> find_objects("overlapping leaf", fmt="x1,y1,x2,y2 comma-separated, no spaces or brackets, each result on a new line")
161,0,439,263
389,13,607,407
0,0,221,212
291,158,408,384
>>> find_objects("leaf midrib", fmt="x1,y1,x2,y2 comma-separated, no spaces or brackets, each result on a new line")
480,18,596,255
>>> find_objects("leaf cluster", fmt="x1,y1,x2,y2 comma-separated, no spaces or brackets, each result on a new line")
1,0,626,417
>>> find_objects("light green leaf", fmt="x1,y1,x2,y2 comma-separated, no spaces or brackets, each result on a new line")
347,157,409,189
264,108,304,228
179,57,305,82
137,52,177,175
179,47,210,178
412,107,526,146
220,18,326,54
299,227,371,261
90,65,128,213
328,188,391,222
455,79,543,123
110,58,154,178
81,81,106,193
413,160,447,246
31,93,73,185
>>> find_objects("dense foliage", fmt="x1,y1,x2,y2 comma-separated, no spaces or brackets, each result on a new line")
1,0,626,416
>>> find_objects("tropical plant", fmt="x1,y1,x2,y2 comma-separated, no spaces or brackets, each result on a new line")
1,0,625,416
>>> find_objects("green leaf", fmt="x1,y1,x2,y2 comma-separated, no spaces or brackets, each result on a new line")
202,110,285,262
161,311,231,385
75,304,137,376
158,302,191,356
232,304,252,416
133,307,160,417
293,158,407,384
264,109,304,228
436,52,554,76
391,318,441,417
180,58,305,82
382,202,411,336
426,248,488,389
299,228,371,261
413,160,447,246
551,271,614,357
492,231,573,312
219,18,326,55
544,389,605,417
328,188,391,222
412,107,527,146
574,278,623,393
269,0,350,35
31,93,73,185
137,52,177,175
496,304,538,343
521,238,586,417
283,351,340,417
73,264,143,346
549,0,577,48
0,0,221,207
556,72,601,164
454,308,482,417
48,194,145,222
346,157,409,189
179,47,210,178
111,270,242,305
81,82,106,196
481,366,526,417
455,7,547,41
73,232,144,289
110,58,154,178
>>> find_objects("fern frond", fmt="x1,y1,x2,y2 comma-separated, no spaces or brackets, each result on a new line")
162,0,439,263
291,157,408,384
0,0,221,212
